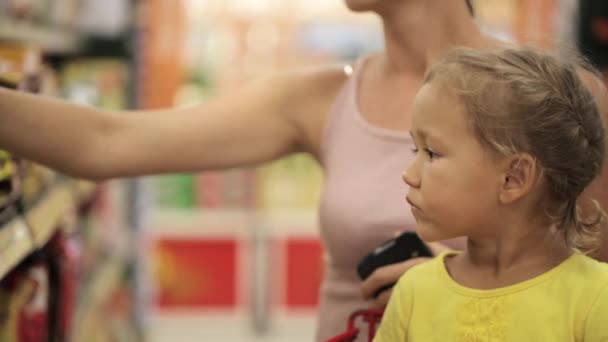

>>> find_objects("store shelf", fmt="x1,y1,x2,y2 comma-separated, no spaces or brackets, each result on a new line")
0,216,35,279
25,183,76,247
0,16,80,53
0,180,97,279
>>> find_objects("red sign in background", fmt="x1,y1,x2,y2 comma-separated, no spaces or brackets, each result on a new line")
154,238,237,308
285,238,324,309
153,235,325,311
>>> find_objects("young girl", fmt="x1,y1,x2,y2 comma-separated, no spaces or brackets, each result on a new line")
374,47,608,341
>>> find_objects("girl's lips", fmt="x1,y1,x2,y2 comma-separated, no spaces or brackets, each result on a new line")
406,196,419,209
406,196,423,222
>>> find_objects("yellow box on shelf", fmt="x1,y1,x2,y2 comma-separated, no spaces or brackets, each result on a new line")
0,216,34,279
25,183,75,248
72,180,97,202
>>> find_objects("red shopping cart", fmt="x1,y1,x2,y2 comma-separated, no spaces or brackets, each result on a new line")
325,309,384,342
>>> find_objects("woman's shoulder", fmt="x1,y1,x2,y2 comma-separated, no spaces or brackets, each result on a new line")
276,63,351,95
248,63,351,107
273,63,353,155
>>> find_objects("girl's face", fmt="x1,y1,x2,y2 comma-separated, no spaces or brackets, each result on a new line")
402,82,505,242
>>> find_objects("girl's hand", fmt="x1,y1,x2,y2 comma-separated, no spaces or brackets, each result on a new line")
360,241,450,308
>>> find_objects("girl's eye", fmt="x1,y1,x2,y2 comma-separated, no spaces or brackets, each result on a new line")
424,148,439,160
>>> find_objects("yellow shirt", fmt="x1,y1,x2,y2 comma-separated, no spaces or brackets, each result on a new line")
374,252,608,342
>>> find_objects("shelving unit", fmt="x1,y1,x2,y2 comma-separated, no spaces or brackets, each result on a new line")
0,2,143,341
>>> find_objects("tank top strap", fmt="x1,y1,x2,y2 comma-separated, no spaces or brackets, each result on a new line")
319,55,370,166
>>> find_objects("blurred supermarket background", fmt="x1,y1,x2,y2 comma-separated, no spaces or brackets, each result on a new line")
0,0,606,341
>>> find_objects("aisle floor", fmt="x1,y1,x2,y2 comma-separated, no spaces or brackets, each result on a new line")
149,312,316,342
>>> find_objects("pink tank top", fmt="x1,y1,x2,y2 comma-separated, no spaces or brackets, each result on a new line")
316,56,417,341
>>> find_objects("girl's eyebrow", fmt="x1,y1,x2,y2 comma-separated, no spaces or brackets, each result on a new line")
409,128,429,140
411,128,448,150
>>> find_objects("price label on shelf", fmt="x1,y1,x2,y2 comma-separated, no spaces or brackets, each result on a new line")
0,218,34,279
26,184,75,247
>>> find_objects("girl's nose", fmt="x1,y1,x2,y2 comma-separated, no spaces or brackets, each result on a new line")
402,165,420,188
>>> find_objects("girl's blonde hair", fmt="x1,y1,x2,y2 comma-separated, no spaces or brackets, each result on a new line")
425,47,606,253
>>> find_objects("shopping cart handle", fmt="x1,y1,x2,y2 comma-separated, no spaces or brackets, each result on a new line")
325,309,384,342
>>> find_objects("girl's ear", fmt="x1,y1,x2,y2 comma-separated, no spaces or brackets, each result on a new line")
499,153,541,204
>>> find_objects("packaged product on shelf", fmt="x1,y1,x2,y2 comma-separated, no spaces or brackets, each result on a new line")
0,256,50,342
196,172,221,208
221,169,255,208
47,231,82,341
48,0,82,28
103,276,140,342
71,257,135,342
8,0,62,25
0,68,19,89
0,151,19,211
60,59,128,109
153,174,196,209
0,45,45,98
0,45,28,88
194,169,255,209
255,153,323,210
7,0,35,20
18,161,56,206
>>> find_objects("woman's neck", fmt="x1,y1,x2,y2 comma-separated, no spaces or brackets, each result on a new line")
376,0,488,75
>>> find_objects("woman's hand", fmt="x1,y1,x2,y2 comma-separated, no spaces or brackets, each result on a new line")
360,241,450,308
360,257,430,308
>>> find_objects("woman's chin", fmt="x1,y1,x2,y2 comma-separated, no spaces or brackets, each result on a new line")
343,0,381,12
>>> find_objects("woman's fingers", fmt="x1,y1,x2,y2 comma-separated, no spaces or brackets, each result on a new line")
360,257,431,302
371,288,393,308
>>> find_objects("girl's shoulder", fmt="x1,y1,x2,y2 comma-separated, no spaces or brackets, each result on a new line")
556,253,608,308
399,252,453,285
566,253,608,283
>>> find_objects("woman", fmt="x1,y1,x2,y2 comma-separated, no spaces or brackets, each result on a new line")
1,1,604,341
